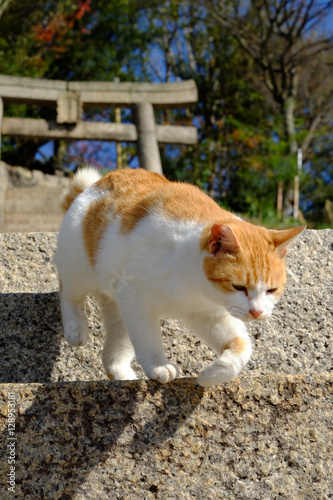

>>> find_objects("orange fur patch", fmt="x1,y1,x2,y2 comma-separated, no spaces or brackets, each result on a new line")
80,167,297,296
97,169,168,234
97,168,232,234
61,184,82,213
224,337,247,354
203,219,287,295
106,373,115,381
121,195,157,233
82,168,237,264
83,196,112,266
82,170,166,264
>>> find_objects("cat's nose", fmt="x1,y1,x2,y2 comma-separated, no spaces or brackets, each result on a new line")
249,309,263,319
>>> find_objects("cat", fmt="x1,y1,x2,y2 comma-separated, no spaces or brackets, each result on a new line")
55,167,305,387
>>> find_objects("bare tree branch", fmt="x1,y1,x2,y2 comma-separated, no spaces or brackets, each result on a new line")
0,0,12,20
200,0,333,146
302,113,323,154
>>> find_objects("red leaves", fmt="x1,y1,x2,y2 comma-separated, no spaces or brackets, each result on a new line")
76,1,91,20
33,0,92,47
34,25,55,44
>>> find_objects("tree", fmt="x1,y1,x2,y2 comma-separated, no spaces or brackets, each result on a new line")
0,0,332,226
203,0,333,214
0,0,153,167
137,2,282,218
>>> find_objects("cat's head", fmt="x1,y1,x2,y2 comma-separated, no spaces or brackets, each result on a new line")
201,221,305,322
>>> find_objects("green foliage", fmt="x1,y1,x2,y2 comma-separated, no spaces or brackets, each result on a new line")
0,0,152,166
0,1,151,81
0,0,332,227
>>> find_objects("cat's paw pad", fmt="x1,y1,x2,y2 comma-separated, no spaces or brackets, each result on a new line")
64,320,89,346
197,360,235,387
106,366,138,381
147,363,179,384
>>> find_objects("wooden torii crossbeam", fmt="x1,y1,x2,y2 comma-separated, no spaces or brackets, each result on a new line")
0,75,198,174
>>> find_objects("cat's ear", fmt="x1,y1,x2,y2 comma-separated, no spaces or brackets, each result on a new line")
270,226,306,258
208,224,241,256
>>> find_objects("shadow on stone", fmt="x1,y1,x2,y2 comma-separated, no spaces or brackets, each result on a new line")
130,380,204,450
0,292,62,383
0,288,206,498
0,379,204,499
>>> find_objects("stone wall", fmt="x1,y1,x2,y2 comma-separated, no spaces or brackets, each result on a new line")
0,162,69,233
0,230,332,499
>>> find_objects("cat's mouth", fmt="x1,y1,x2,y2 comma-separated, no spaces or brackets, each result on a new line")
229,310,270,322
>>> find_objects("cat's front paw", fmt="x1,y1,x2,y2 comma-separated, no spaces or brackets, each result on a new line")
197,359,237,387
106,365,138,381
146,363,179,384
64,320,89,346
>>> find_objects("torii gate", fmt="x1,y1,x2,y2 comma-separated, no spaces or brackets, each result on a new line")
0,75,198,174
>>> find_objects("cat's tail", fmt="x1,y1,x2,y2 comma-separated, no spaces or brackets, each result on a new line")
60,167,102,213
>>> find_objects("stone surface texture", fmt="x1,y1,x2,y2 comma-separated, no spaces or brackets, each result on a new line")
0,162,70,233
0,229,332,499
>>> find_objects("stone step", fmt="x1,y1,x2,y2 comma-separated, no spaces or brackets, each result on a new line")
6,186,63,199
4,212,62,222
1,231,332,381
2,221,62,233
3,186,64,232
0,231,332,499
0,375,332,499
5,187,63,214
2,215,63,233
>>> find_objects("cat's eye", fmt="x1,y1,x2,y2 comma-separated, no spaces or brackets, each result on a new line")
233,285,247,293
267,288,278,294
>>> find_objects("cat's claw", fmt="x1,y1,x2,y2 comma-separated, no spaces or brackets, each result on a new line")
147,363,179,384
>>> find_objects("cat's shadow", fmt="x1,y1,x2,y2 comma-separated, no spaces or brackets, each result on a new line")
0,292,204,497
0,292,62,383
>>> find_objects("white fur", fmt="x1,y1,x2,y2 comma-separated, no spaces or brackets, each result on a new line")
55,170,278,386
60,167,102,211
70,166,102,190
225,281,277,322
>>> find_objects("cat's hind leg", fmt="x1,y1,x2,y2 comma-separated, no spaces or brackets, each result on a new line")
59,281,90,347
99,298,138,381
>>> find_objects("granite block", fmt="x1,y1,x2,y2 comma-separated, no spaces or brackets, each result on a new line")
0,376,332,500
0,231,332,383
0,230,332,499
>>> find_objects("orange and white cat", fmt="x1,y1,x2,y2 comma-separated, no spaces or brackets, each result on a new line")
55,167,305,387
